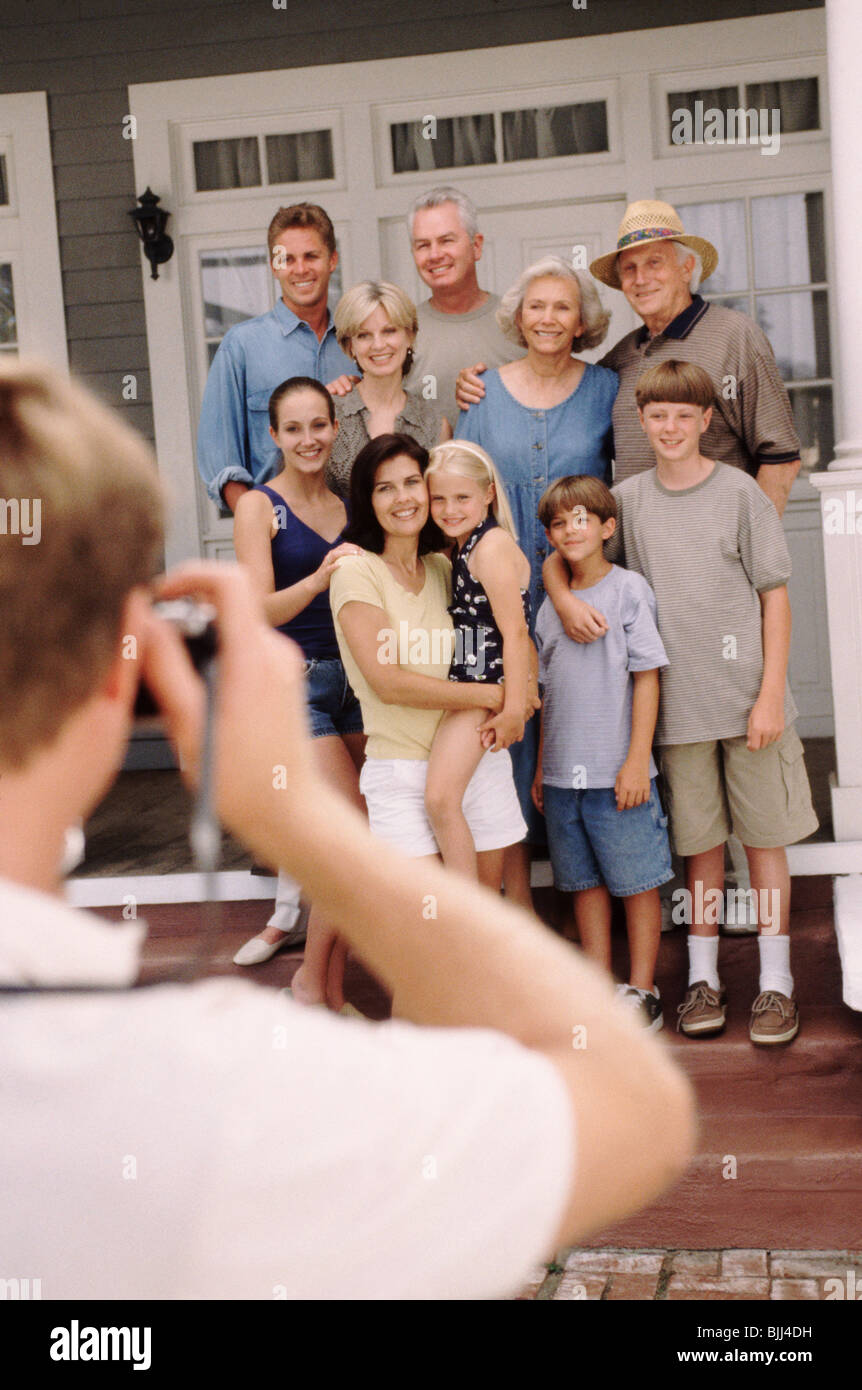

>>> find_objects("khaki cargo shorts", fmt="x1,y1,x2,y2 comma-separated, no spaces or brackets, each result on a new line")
658,725,819,857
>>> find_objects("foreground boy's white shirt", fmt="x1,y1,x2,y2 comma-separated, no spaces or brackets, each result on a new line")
0,877,574,1300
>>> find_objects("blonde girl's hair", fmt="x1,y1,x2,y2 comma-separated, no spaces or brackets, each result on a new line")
425,441,518,540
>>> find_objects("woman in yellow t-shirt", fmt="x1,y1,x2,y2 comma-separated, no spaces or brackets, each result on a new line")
291,432,530,1008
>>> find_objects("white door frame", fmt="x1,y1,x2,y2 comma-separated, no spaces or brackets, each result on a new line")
0,91,68,369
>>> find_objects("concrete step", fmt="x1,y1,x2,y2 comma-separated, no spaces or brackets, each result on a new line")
661,1007,862,1115
583,1115,862,1251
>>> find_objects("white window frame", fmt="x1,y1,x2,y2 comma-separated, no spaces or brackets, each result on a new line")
654,52,829,159
371,76,621,186
175,108,347,205
0,92,67,369
660,170,836,494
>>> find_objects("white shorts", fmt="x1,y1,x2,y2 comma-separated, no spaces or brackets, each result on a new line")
359,751,527,858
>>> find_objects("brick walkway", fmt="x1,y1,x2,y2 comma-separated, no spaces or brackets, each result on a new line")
517,1248,862,1300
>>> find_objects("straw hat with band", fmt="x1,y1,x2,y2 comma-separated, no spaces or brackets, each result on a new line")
590,200,719,290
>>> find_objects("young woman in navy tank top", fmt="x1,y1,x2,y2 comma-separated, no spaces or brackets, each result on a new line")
232,377,365,1000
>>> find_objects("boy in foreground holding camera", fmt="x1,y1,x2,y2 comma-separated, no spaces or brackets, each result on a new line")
544,361,818,1045
0,359,693,1299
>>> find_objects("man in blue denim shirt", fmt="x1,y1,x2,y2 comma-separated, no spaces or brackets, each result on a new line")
197,203,356,511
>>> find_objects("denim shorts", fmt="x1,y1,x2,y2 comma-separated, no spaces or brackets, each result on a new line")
303,657,363,740
543,778,673,897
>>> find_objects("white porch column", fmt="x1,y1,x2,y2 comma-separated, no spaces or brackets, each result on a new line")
809,0,862,1007
810,0,862,839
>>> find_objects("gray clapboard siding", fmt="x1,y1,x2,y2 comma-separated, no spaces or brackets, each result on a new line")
63,267,142,304
60,235,140,272
49,90,131,131
69,335,148,373
65,302,146,339
54,162,135,203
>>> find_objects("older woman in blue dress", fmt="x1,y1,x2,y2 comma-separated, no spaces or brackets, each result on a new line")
454,255,617,905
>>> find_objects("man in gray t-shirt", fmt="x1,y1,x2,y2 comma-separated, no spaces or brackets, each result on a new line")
404,186,520,426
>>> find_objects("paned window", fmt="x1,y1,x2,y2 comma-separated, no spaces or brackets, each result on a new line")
677,192,831,471
193,129,335,192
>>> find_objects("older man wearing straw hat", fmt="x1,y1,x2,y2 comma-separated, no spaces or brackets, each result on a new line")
456,199,800,518
590,199,800,514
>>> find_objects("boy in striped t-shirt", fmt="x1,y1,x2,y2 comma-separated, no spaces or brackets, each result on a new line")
532,476,673,1034
544,360,818,1046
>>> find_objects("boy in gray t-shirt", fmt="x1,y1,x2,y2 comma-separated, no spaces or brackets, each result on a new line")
533,476,672,1032
544,362,818,1048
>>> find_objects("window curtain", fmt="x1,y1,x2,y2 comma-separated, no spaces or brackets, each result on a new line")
266,130,333,183
200,250,271,340
756,290,831,382
666,86,739,140
390,114,494,173
675,199,748,295
502,102,608,161
193,138,261,192
745,79,819,133
752,192,824,290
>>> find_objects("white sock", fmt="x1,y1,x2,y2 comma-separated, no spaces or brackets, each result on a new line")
267,869,302,931
687,935,720,990
758,934,794,996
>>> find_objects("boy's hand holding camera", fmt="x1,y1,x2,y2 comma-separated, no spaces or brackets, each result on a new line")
139,563,322,871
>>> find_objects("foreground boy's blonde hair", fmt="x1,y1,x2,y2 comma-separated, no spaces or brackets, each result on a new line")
426,441,518,540
538,475,617,529
0,359,163,771
634,359,715,411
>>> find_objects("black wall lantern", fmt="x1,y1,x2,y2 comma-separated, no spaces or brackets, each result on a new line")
129,188,174,280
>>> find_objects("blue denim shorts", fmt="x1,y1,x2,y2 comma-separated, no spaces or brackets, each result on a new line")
543,778,673,897
303,657,364,740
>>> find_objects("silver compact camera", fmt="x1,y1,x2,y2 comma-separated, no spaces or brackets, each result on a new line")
134,598,218,718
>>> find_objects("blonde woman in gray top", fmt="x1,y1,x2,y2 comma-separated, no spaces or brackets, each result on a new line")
326,281,451,499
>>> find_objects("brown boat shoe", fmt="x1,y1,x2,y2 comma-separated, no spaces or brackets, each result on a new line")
749,990,799,1045
677,980,727,1036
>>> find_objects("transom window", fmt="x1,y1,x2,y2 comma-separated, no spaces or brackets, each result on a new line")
390,99,609,174
192,128,335,192
676,192,831,472
667,76,820,145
